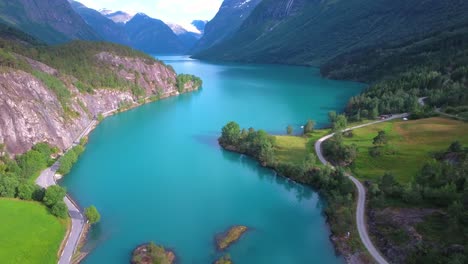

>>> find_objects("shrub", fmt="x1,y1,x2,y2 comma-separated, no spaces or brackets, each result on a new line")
85,206,101,224
50,201,68,218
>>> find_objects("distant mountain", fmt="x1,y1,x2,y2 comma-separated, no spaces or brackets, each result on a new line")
71,2,187,54
167,23,202,50
102,10,133,24
70,1,129,45
194,0,468,65
191,20,208,34
0,0,100,44
125,13,186,54
191,0,262,53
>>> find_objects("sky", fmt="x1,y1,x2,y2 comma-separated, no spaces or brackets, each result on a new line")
78,0,223,25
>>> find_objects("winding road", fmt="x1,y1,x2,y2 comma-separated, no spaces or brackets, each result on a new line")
36,119,100,264
315,114,408,264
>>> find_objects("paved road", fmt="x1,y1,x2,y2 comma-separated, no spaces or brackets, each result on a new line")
35,119,100,264
315,114,408,264
36,162,86,264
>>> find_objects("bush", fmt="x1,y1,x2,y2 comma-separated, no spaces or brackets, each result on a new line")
43,185,66,207
17,182,36,200
50,201,68,218
57,145,85,176
85,206,101,224
0,176,19,198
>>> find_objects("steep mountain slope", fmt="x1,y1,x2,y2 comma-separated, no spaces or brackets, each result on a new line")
191,0,262,53
0,0,99,44
195,0,468,65
70,1,129,45
0,27,201,155
125,13,186,54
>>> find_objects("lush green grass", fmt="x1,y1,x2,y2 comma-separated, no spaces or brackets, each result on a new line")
0,199,67,264
343,117,468,183
274,130,329,165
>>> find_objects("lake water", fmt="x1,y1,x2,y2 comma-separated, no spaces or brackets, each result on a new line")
62,56,364,264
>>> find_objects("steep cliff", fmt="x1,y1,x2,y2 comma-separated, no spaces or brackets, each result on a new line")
0,0,99,44
0,33,201,155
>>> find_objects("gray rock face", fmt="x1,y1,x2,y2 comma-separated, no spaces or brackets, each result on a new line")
0,53,190,155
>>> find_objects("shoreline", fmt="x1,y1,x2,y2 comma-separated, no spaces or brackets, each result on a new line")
220,143,357,260
218,115,408,263
37,85,201,264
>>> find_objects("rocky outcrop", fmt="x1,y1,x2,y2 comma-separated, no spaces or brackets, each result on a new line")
0,53,199,156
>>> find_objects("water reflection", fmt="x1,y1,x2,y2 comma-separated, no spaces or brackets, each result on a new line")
221,149,314,203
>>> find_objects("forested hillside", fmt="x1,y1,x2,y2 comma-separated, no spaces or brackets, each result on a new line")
324,22,468,121
191,0,262,53
194,0,468,65
0,0,99,44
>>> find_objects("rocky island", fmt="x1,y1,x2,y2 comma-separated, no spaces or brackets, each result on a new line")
216,226,248,251
131,242,175,264
214,255,233,264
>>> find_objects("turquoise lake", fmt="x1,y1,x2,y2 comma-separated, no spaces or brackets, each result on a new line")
62,56,364,263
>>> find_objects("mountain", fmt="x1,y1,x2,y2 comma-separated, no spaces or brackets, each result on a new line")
167,23,202,51
70,1,129,45
191,20,208,34
0,0,99,44
191,0,262,53
125,13,186,54
70,2,187,54
102,10,133,24
194,0,468,65
0,25,201,155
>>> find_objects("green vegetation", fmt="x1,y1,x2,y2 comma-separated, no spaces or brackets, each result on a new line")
176,74,202,93
31,70,75,117
216,226,248,251
0,199,66,264
85,205,101,225
0,142,57,181
325,23,468,121
196,0,468,66
342,118,468,183
303,119,315,134
131,242,174,264
219,122,362,254
324,116,468,263
57,145,85,176
43,185,67,218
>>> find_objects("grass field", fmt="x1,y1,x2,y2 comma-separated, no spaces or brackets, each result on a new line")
274,130,329,165
0,199,67,264
342,117,468,183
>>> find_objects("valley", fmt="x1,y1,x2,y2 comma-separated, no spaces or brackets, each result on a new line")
0,0,467,263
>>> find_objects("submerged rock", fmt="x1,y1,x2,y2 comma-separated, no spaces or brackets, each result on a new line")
131,242,175,264
216,225,248,251
214,254,233,264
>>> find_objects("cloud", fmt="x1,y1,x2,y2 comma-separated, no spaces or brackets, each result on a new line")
77,0,223,24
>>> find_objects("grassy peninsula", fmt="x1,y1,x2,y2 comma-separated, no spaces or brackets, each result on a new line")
218,119,365,260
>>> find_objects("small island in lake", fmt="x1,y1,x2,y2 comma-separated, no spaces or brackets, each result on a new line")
216,226,248,251
214,255,233,264
131,242,175,264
